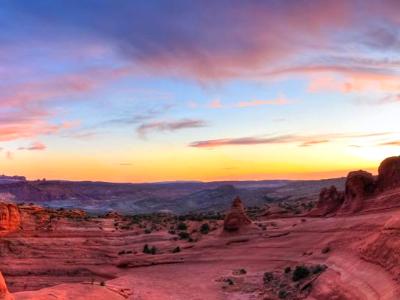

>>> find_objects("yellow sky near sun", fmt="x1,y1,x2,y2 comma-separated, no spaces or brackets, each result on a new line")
0,141,392,182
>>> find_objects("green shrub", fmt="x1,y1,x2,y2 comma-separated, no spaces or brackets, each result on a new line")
263,272,273,284
177,222,188,231
292,266,310,281
321,246,331,254
312,264,326,274
172,246,181,253
278,290,288,299
200,223,210,234
143,244,156,254
178,231,190,240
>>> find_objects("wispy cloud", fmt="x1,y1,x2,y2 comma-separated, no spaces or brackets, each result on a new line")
190,132,391,148
379,140,400,147
137,119,207,138
235,96,290,108
18,141,47,151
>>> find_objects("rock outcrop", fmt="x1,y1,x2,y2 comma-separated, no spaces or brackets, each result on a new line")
0,272,14,300
339,170,375,214
223,197,251,232
308,186,344,217
376,156,400,192
360,215,400,280
0,203,21,233
312,156,400,215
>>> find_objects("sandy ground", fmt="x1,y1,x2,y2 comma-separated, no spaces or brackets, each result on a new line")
0,205,398,299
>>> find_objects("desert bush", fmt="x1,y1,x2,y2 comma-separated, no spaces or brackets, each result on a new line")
292,266,310,281
177,222,188,231
284,266,291,274
172,246,181,253
200,223,210,234
321,246,331,254
263,272,274,284
312,264,327,274
278,290,288,299
178,231,190,240
143,244,157,255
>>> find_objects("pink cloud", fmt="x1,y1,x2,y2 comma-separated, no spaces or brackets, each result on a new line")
209,99,223,109
18,141,47,151
236,97,290,108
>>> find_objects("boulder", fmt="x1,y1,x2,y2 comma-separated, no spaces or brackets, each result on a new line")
0,203,21,232
0,272,14,300
376,156,400,192
339,170,375,214
309,186,344,217
223,197,251,232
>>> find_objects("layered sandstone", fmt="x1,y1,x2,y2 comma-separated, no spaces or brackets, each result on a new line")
312,156,400,215
360,215,400,280
223,197,251,232
0,272,14,300
0,203,20,233
339,170,375,214
308,186,344,217
376,156,400,192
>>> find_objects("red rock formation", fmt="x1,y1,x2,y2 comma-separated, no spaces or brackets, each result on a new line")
339,170,375,214
360,215,400,280
0,272,14,300
0,203,21,233
309,186,344,217
376,156,400,192
223,197,251,232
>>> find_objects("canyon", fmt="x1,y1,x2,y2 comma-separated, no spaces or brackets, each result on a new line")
1,157,400,299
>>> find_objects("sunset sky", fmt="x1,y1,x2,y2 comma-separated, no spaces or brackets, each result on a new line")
0,0,399,182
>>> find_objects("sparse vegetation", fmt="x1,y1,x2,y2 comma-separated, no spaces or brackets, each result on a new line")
172,246,181,253
200,223,210,234
263,272,274,283
178,231,190,240
177,222,188,231
321,246,331,254
278,290,288,299
292,266,310,281
143,244,157,255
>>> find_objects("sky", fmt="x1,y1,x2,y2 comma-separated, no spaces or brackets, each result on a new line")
0,0,399,182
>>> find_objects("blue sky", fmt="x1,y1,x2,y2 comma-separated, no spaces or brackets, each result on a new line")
0,0,399,181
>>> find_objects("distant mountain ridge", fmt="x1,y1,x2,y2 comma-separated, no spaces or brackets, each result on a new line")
0,176,345,214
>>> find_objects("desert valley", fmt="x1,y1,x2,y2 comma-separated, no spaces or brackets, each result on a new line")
1,156,400,299
1,1,399,299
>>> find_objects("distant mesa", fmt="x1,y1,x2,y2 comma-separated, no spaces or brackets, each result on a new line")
311,156,400,216
0,175,26,184
223,196,252,232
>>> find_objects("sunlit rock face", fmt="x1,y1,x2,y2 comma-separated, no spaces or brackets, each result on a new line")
0,203,21,233
376,156,400,192
223,196,252,232
309,186,344,217
0,272,14,300
338,170,376,214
